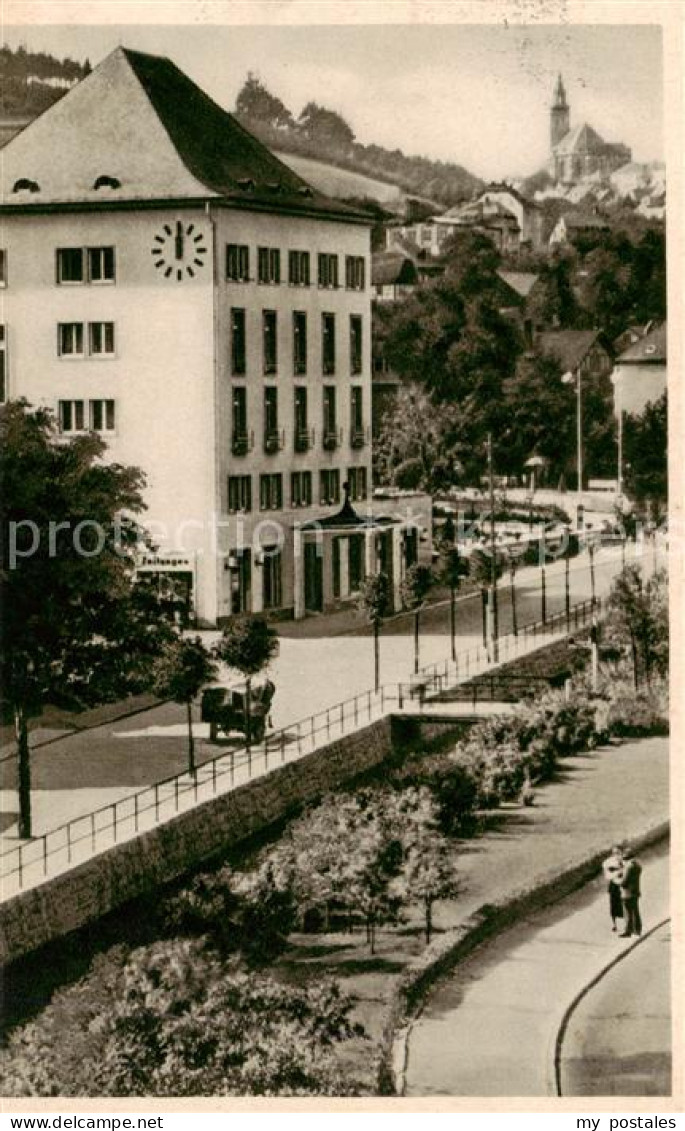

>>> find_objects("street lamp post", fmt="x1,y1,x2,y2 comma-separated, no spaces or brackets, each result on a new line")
487,432,499,662
565,548,571,629
562,369,583,497
540,525,547,625
509,556,518,636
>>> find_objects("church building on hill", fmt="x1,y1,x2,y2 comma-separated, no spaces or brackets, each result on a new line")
548,75,631,184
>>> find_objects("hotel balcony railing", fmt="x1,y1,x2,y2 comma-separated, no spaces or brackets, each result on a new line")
264,428,285,455
294,427,315,453
350,425,369,449
231,430,253,456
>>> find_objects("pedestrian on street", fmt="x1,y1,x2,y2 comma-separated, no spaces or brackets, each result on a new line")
602,844,624,932
618,845,642,938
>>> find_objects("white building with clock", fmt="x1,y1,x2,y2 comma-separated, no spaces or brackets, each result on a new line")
0,47,421,625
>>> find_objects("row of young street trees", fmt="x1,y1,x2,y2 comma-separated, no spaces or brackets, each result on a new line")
0,401,278,838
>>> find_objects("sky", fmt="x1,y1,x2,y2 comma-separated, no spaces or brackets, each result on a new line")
2,22,664,179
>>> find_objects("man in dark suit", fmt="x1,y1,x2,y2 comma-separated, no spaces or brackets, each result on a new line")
618,845,642,937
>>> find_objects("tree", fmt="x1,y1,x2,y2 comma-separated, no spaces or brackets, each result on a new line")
357,572,391,691
297,101,355,148
213,616,279,745
151,635,216,776
606,565,668,687
502,352,576,483
622,393,667,521
0,401,151,838
234,72,294,131
400,564,433,674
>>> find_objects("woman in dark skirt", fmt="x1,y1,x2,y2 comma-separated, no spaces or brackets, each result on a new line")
602,845,624,931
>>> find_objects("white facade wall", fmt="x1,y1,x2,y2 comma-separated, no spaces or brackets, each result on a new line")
2,203,372,624
612,361,667,419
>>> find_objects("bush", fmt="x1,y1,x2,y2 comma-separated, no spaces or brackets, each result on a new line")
605,679,669,738
394,457,424,490
1,940,364,1097
163,863,296,965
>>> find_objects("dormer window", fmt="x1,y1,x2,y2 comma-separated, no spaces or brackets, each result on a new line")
93,175,121,190
12,178,40,193
298,186,314,198
237,178,255,192
265,181,281,193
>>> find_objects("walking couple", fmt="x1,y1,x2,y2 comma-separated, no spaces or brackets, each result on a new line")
602,844,642,938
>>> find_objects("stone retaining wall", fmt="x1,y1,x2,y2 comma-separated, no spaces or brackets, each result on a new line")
2,712,481,968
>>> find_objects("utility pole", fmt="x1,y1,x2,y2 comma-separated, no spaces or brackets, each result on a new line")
487,432,499,662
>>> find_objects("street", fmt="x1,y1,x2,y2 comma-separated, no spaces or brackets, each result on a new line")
0,542,660,845
402,845,670,1096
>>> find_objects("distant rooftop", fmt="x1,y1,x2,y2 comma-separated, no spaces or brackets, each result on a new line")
617,322,667,364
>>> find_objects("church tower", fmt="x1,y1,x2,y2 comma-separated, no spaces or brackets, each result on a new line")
550,73,570,148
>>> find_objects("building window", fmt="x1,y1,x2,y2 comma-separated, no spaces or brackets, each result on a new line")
352,384,368,445
87,247,115,283
345,255,365,291
291,470,313,508
294,386,309,450
57,247,115,284
56,248,85,284
231,308,246,376
350,386,364,446
348,466,368,501
263,386,279,452
323,385,337,448
0,250,7,287
262,547,283,609
0,325,7,402
320,469,340,506
226,244,250,282
231,387,249,454
260,473,283,511
89,399,116,433
350,315,363,375
58,322,85,357
318,253,339,289
258,246,280,285
293,311,307,375
228,475,252,513
289,250,310,287
349,533,364,590
322,313,336,376
89,321,115,356
58,400,85,433
263,310,278,375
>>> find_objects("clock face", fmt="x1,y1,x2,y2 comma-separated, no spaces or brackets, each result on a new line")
151,219,208,280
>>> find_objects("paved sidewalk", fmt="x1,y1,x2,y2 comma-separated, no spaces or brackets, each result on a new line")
403,848,669,1096
273,736,669,1092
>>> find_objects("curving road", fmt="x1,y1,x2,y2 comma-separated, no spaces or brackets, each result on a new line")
402,846,670,1097
558,919,671,1096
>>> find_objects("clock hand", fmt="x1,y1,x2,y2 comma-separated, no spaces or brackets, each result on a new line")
174,220,184,260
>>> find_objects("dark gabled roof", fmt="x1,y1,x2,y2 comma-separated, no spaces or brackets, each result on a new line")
617,322,667,363
537,329,609,375
122,49,365,221
372,252,419,287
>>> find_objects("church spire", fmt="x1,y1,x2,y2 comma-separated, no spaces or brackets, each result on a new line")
550,73,570,149
553,73,568,109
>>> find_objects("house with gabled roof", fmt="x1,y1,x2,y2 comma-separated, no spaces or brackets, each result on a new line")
1,47,417,623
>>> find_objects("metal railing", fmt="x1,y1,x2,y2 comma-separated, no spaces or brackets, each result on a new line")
0,595,601,898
